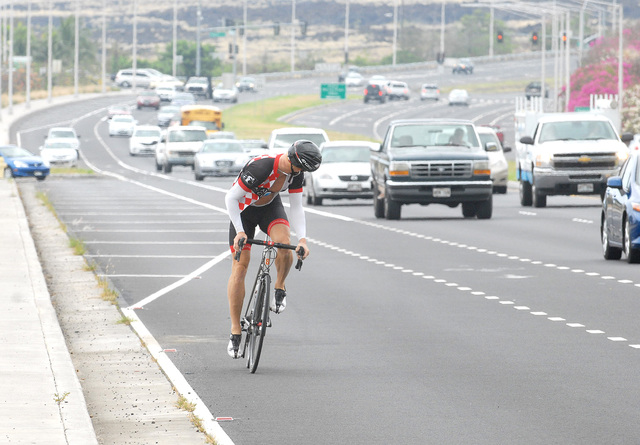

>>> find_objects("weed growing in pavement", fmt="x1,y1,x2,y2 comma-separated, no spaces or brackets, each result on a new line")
69,236,86,255
53,391,70,405
175,396,217,444
176,395,196,412
116,315,134,325
83,260,97,272
97,276,118,304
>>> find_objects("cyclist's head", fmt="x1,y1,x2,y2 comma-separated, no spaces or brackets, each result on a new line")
288,140,322,172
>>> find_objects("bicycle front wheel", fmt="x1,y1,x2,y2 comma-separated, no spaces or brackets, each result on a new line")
248,273,271,373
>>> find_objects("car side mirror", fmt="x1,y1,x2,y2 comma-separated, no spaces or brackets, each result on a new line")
370,143,382,152
503,145,512,153
520,136,534,145
607,176,623,189
76,134,81,139
621,132,634,144
485,142,498,152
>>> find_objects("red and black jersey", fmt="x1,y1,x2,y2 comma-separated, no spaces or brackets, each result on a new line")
234,153,304,211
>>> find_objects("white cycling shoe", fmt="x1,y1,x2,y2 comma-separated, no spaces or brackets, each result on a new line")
269,288,287,314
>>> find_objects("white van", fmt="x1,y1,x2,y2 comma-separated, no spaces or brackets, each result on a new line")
155,125,207,173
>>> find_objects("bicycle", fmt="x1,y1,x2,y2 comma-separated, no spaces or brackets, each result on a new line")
234,237,304,373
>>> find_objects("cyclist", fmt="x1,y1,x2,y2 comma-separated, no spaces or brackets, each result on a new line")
224,140,322,358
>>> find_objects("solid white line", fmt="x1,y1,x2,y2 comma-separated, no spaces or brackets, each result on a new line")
84,241,227,245
76,229,225,233
86,254,216,259
125,250,230,309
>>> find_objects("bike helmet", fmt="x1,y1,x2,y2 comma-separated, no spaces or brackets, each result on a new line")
288,140,322,172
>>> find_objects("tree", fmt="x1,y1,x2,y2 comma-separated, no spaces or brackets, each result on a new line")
154,40,222,77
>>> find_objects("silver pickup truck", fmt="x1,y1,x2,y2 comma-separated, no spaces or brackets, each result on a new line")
517,113,633,207
370,119,494,220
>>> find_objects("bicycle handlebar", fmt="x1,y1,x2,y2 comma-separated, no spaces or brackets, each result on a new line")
234,238,304,271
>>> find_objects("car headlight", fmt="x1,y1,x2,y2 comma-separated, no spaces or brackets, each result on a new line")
535,151,553,168
617,149,629,164
43,160,51,167
473,160,490,176
389,161,410,177
14,160,28,168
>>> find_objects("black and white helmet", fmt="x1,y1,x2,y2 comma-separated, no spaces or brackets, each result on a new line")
288,140,322,172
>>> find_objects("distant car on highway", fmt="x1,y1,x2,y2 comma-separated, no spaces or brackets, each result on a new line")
452,58,474,74
364,82,387,104
344,72,364,87
45,127,81,152
171,92,197,107
136,90,161,110
155,84,177,102
193,139,249,180
476,126,510,194
525,81,550,100
129,125,162,156
420,83,440,101
304,141,376,206
601,151,640,263
107,104,132,119
213,83,239,103
39,140,79,168
156,105,181,127
385,81,410,100
108,115,137,137
448,89,470,106
184,77,210,99
0,145,49,180
236,76,258,92
267,127,329,153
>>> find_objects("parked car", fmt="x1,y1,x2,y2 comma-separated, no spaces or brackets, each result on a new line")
601,152,640,263
267,127,329,154
364,82,387,104
155,125,207,173
171,92,197,107
45,127,81,152
136,90,161,110
452,58,474,74
184,77,210,99
385,81,410,100
157,105,181,127
129,125,162,156
448,89,470,106
194,139,249,180
108,115,137,137
0,145,49,180
525,81,550,100
344,72,364,87
370,119,493,220
305,141,376,205
114,69,156,88
476,126,511,194
213,83,239,103
236,76,258,92
107,104,132,119
420,83,440,101
39,140,79,168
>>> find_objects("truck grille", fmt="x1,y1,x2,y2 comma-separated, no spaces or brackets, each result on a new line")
338,175,369,182
411,161,473,178
552,152,618,169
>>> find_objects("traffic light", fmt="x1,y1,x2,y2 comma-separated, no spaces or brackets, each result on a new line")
300,20,308,37
497,30,504,43
239,21,244,36
224,18,234,28
274,21,280,36
532,32,538,45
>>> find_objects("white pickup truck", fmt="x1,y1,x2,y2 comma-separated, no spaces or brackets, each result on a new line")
516,112,633,207
155,125,207,174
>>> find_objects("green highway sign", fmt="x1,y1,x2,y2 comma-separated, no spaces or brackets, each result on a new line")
209,31,226,38
320,83,346,99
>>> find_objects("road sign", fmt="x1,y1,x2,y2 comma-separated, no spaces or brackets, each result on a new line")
209,31,226,38
320,83,346,99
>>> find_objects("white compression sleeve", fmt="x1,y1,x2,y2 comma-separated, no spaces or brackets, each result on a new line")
225,182,246,233
288,192,306,240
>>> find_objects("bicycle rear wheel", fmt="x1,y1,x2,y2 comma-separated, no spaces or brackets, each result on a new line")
247,273,271,373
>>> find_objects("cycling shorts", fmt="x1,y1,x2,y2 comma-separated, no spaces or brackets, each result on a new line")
228,194,289,253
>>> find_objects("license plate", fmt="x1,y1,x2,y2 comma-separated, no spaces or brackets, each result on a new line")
34,171,43,176
577,183,594,193
433,187,451,198
347,183,362,192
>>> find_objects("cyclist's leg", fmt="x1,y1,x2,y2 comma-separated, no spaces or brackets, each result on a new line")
227,220,255,336
269,223,293,290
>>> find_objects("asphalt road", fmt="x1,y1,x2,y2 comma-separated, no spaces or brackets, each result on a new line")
12,63,640,444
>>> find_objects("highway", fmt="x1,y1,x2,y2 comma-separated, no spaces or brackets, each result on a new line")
12,61,640,444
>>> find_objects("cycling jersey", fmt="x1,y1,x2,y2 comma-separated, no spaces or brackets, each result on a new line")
225,153,306,244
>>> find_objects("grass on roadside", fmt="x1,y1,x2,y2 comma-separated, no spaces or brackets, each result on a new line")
51,167,94,175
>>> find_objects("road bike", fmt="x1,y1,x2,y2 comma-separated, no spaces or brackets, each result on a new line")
234,238,304,373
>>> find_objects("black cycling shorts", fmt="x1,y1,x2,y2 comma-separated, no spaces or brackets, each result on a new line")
228,194,289,253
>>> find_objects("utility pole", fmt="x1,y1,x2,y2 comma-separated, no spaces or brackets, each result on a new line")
392,0,398,66
344,0,350,65
26,0,31,107
196,0,201,76
290,0,296,73
242,0,247,75
172,0,177,77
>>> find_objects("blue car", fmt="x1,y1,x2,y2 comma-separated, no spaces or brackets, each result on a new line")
601,152,640,263
0,145,50,181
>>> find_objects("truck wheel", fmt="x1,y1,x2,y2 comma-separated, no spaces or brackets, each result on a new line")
163,162,172,174
519,180,532,206
155,160,162,171
532,180,547,208
384,188,401,220
476,195,493,219
601,216,622,260
373,185,384,218
624,218,640,263
462,202,477,218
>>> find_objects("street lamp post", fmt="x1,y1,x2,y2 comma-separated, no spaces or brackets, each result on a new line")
290,0,296,73
196,0,201,76
392,0,398,66
344,0,350,65
47,0,52,102
74,0,79,97
172,0,177,77
26,0,31,108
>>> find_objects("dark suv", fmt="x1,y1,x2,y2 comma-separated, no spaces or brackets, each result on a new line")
364,82,387,103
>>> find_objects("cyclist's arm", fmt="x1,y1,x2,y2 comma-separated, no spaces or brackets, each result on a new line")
225,182,246,235
288,192,309,259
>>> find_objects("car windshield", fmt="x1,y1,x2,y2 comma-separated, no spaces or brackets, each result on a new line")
113,116,134,123
321,146,371,163
273,134,327,150
390,124,481,150
200,142,243,153
134,129,161,137
538,120,617,142
44,142,74,149
50,130,76,138
168,130,206,142
0,146,33,158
